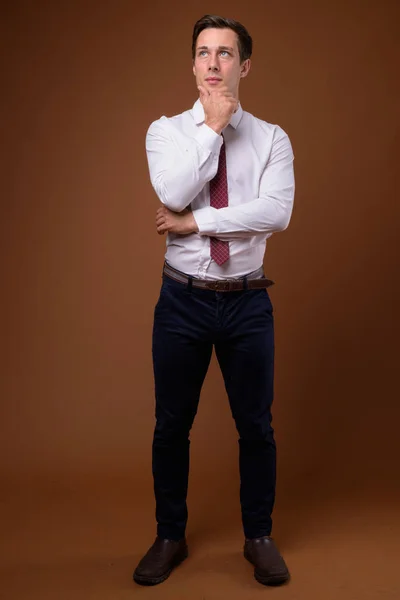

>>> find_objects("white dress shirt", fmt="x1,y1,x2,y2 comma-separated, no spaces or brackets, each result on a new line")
146,99,295,280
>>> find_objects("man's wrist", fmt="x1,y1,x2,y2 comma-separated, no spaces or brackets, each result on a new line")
204,118,224,135
187,212,199,233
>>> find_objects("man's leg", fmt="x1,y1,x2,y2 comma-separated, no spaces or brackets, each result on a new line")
215,288,276,538
134,277,213,586
215,287,289,585
152,277,213,540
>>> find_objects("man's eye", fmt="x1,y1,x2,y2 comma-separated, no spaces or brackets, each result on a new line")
199,51,207,57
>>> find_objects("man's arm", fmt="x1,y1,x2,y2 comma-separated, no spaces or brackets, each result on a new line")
192,127,295,239
146,118,223,213
147,86,237,215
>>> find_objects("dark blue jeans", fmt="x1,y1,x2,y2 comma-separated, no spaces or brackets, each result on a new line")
152,273,276,540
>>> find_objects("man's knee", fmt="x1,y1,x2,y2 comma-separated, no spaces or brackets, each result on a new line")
153,416,193,445
236,416,275,444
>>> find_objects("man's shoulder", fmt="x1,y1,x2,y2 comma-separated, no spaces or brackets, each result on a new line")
147,106,194,135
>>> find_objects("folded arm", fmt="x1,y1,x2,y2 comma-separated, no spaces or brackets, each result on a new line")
193,128,295,239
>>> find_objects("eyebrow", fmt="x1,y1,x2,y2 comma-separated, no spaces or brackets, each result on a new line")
197,45,235,52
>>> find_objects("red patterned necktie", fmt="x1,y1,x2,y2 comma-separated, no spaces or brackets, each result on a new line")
209,137,229,265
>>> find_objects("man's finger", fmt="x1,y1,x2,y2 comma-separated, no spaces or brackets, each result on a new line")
198,85,209,102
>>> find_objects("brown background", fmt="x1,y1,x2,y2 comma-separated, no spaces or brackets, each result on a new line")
1,1,399,598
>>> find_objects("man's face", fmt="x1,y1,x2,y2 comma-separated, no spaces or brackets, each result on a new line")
192,28,250,97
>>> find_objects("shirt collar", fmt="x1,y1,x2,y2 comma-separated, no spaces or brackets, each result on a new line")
192,98,243,129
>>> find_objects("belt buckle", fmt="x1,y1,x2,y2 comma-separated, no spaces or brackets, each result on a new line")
214,280,231,292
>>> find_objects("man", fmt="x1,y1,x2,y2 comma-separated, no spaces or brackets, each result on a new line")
133,14,295,587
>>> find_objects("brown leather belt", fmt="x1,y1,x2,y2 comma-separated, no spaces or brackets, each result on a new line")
163,262,274,292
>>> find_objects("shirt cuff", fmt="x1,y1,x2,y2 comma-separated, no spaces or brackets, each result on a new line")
194,124,223,155
192,207,218,235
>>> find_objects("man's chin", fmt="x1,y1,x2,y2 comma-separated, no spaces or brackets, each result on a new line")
204,81,224,90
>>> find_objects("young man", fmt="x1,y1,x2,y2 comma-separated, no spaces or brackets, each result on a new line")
134,14,295,587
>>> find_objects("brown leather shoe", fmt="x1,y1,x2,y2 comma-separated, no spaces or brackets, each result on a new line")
133,537,188,586
244,536,290,586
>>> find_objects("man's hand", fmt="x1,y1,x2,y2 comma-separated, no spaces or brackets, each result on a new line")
198,85,238,134
156,205,199,235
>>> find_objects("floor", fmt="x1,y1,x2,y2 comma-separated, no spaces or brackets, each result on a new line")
1,474,399,599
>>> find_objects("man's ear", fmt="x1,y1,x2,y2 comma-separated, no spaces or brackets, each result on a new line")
240,59,251,78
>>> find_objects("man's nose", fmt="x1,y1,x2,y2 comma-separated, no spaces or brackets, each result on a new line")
208,54,220,71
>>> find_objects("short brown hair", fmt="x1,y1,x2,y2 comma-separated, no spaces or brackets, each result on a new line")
192,15,253,63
